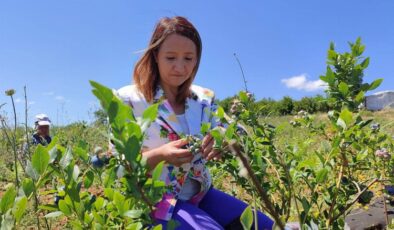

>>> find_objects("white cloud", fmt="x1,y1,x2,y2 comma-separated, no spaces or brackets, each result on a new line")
14,98,35,105
55,96,65,101
43,91,55,96
281,74,327,92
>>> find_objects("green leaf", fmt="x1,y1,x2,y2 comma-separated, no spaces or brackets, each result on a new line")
360,57,370,69
123,210,143,219
210,129,222,141
316,168,329,183
22,178,34,197
368,78,383,91
32,145,50,175
69,220,84,229
13,196,27,222
336,118,346,130
210,128,223,148
59,147,73,169
84,171,94,189
74,146,89,162
225,123,236,140
45,211,63,218
58,200,72,216
104,188,114,200
325,67,335,84
329,42,335,51
1,210,14,229
240,206,253,230
48,146,59,164
90,80,115,111
297,156,319,169
116,165,125,178
153,180,166,188
104,168,119,189
200,122,211,135
152,161,164,182
355,91,365,103
113,191,125,213
73,165,80,182
124,136,140,166
357,149,369,161
128,222,143,230
38,204,58,211
109,98,136,128
338,82,349,96
215,106,225,119
25,161,39,181
84,212,93,224
301,197,311,213
46,136,58,152
126,122,143,140
239,91,248,103
339,108,353,126
94,197,105,210
327,49,337,60
0,186,16,213
141,103,159,131
152,224,162,230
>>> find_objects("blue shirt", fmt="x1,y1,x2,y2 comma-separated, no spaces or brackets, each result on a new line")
32,133,52,146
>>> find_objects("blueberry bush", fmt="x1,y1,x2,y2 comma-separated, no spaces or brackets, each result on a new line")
0,38,393,230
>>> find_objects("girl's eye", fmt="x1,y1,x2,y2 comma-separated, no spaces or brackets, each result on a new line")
185,57,193,61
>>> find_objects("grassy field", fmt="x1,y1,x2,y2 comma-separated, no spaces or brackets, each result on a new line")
1,109,393,228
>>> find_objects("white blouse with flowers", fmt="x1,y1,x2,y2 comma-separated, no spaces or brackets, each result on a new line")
116,84,223,221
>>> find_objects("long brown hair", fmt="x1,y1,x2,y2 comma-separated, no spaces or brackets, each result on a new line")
133,16,202,104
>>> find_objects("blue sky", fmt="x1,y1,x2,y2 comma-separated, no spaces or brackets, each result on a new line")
1,1,393,125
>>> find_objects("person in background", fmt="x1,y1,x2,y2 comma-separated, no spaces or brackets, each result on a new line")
32,114,52,146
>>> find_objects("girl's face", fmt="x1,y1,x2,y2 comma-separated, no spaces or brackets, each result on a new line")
156,33,197,90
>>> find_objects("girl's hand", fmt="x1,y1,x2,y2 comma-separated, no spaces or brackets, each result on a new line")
201,133,222,161
160,139,194,167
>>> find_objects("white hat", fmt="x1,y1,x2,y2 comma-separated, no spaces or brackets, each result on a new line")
35,114,51,126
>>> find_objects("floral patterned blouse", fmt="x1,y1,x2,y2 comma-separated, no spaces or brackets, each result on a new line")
116,84,222,221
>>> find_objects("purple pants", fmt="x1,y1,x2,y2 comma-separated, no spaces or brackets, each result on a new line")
155,187,274,229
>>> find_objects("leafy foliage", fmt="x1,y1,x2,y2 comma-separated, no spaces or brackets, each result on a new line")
212,38,393,229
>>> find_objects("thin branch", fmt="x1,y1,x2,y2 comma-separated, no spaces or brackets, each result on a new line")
229,141,285,230
327,164,344,226
124,162,154,209
9,95,20,188
233,53,248,92
24,86,31,159
332,178,379,221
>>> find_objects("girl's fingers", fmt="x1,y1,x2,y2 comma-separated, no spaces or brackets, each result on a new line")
173,138,189,148
203,140,214,158
174,148,193,157
202,134,213,149
207,149,221,161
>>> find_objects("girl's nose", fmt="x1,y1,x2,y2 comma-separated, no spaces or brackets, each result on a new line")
173,60,185,73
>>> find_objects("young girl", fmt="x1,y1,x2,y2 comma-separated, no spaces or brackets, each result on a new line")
116,16,274,230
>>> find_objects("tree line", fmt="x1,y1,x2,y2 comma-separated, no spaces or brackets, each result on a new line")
217,94,331,116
